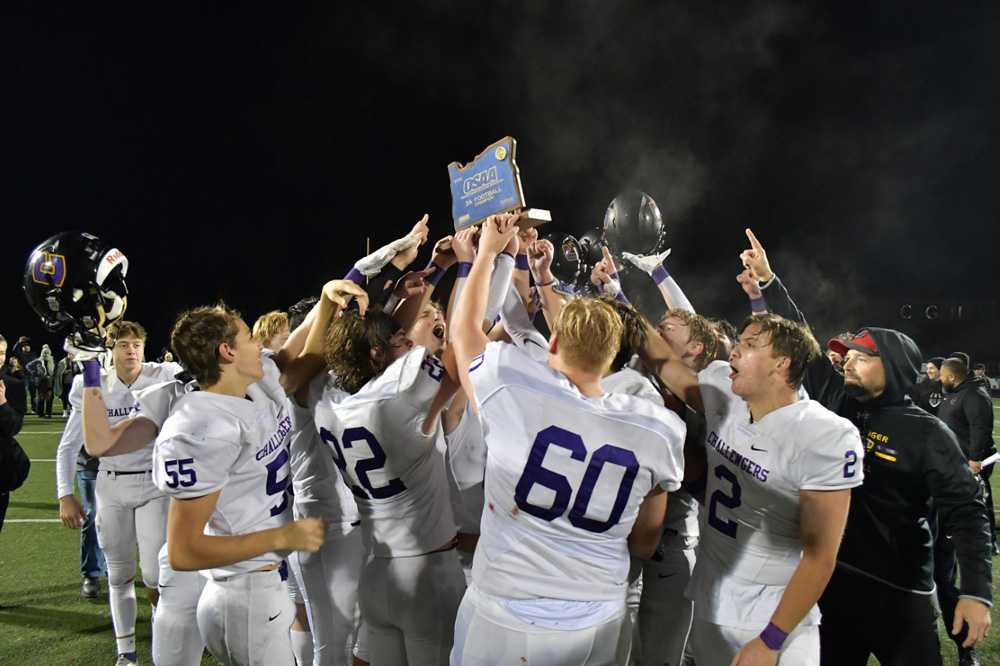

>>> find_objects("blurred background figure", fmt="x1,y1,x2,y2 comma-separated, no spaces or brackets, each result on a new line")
252,309,290,352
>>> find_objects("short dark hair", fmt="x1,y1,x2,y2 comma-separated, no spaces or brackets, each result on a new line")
170,304,242,387
325,310,401,394
942,357,969,380
738,314,820,389
974,363,986,371
287,296,319,331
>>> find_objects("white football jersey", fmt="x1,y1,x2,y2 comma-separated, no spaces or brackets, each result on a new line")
687,361,865,628
442,402,487,535
313,346,457,557
603,367,700,541
470,342,687,602
64,362,183,473
288,371,360,523
153,353,294,580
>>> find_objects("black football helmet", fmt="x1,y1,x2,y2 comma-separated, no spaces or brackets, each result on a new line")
601,190,666,259
23,232,129,349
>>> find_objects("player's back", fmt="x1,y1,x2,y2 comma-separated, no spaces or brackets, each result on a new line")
469,342,686,602
314,346,456,557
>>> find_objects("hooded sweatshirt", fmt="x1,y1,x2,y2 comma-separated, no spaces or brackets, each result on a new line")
938,377,997,462
762,275,992,604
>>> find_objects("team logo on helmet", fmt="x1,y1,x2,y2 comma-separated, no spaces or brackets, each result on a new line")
31,252,67,288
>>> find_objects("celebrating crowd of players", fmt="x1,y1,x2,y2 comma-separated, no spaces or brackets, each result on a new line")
35,214,994,666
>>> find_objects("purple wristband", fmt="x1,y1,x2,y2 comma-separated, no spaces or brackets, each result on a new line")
456,262,473,278
651,264,669,285
759,622,787,651
610,270,621,281
82,359,101,388
615,291,631,305
344,267,365,287
750,296,768,313
426,263,445,286
515,254,529,270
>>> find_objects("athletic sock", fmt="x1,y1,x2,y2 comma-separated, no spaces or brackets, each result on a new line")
291,629,314,666
109,580,138,655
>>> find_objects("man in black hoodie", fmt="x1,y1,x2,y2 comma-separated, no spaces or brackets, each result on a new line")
913,356,945,414
939,357,997,546
741,229,992,666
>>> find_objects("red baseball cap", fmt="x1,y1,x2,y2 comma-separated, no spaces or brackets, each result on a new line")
828,330,879,357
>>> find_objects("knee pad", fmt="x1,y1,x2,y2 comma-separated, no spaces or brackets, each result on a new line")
107,567,136,589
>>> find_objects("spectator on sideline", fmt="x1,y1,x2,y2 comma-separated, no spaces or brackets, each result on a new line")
913,356,945,415
0,334,30,533
26,344,55,418
12,338,38,413
54,352,79,418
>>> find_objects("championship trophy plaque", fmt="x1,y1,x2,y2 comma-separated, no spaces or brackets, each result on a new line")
447,136,551,231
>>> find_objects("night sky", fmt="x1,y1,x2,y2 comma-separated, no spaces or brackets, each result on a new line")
4,2,999,361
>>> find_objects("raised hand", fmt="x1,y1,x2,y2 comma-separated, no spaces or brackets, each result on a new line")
527,239,556,283
431,235,457,269
600,246,619,277
452,228,477,263
392,268,434,300
409,214,430,245
478,214,519,257
0,379,6,406
623,248,672,276
740,228,774,283
591,260,611,287
322,279,369,315
517,226,538,253
736,268,763,299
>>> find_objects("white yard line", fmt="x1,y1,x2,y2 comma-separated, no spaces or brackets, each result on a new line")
30,459,56,462
17,431,65,435
4,519,61,523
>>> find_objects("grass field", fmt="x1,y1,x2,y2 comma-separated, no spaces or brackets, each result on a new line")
1,405,999,665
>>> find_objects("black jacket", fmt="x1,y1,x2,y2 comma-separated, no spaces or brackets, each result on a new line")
0,370,29,492
911,376,943,415
763,275,993,603
937,378,997,462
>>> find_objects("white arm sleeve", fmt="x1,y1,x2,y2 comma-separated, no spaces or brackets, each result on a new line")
55,377,85,498
485,253,515,326
499,283,549,363
661,275,696,314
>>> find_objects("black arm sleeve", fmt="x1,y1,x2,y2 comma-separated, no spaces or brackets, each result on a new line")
0,403,23,438
760,275,844,407
964,391,996,461
927,423,994,602
365,263,404,306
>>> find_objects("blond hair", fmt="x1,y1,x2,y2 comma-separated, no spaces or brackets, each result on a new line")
553,298,624,373
252,311,289,344
106,320,148,347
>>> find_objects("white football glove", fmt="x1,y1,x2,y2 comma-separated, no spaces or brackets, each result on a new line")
622,249,672,276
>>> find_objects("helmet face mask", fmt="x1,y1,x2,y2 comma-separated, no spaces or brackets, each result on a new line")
23,232,129,350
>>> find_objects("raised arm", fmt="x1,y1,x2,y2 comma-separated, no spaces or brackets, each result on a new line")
527,239,566,332
452,214,519,407
624,249,696,313
392,233,456,331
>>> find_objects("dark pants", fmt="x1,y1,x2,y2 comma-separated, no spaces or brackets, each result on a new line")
36,393,53,418
819,566,941,666
77,469,105,578
0,491,8,533
26,379,36,413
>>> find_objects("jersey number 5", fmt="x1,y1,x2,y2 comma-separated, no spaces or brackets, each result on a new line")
513,425,639,533
163,458,197,489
